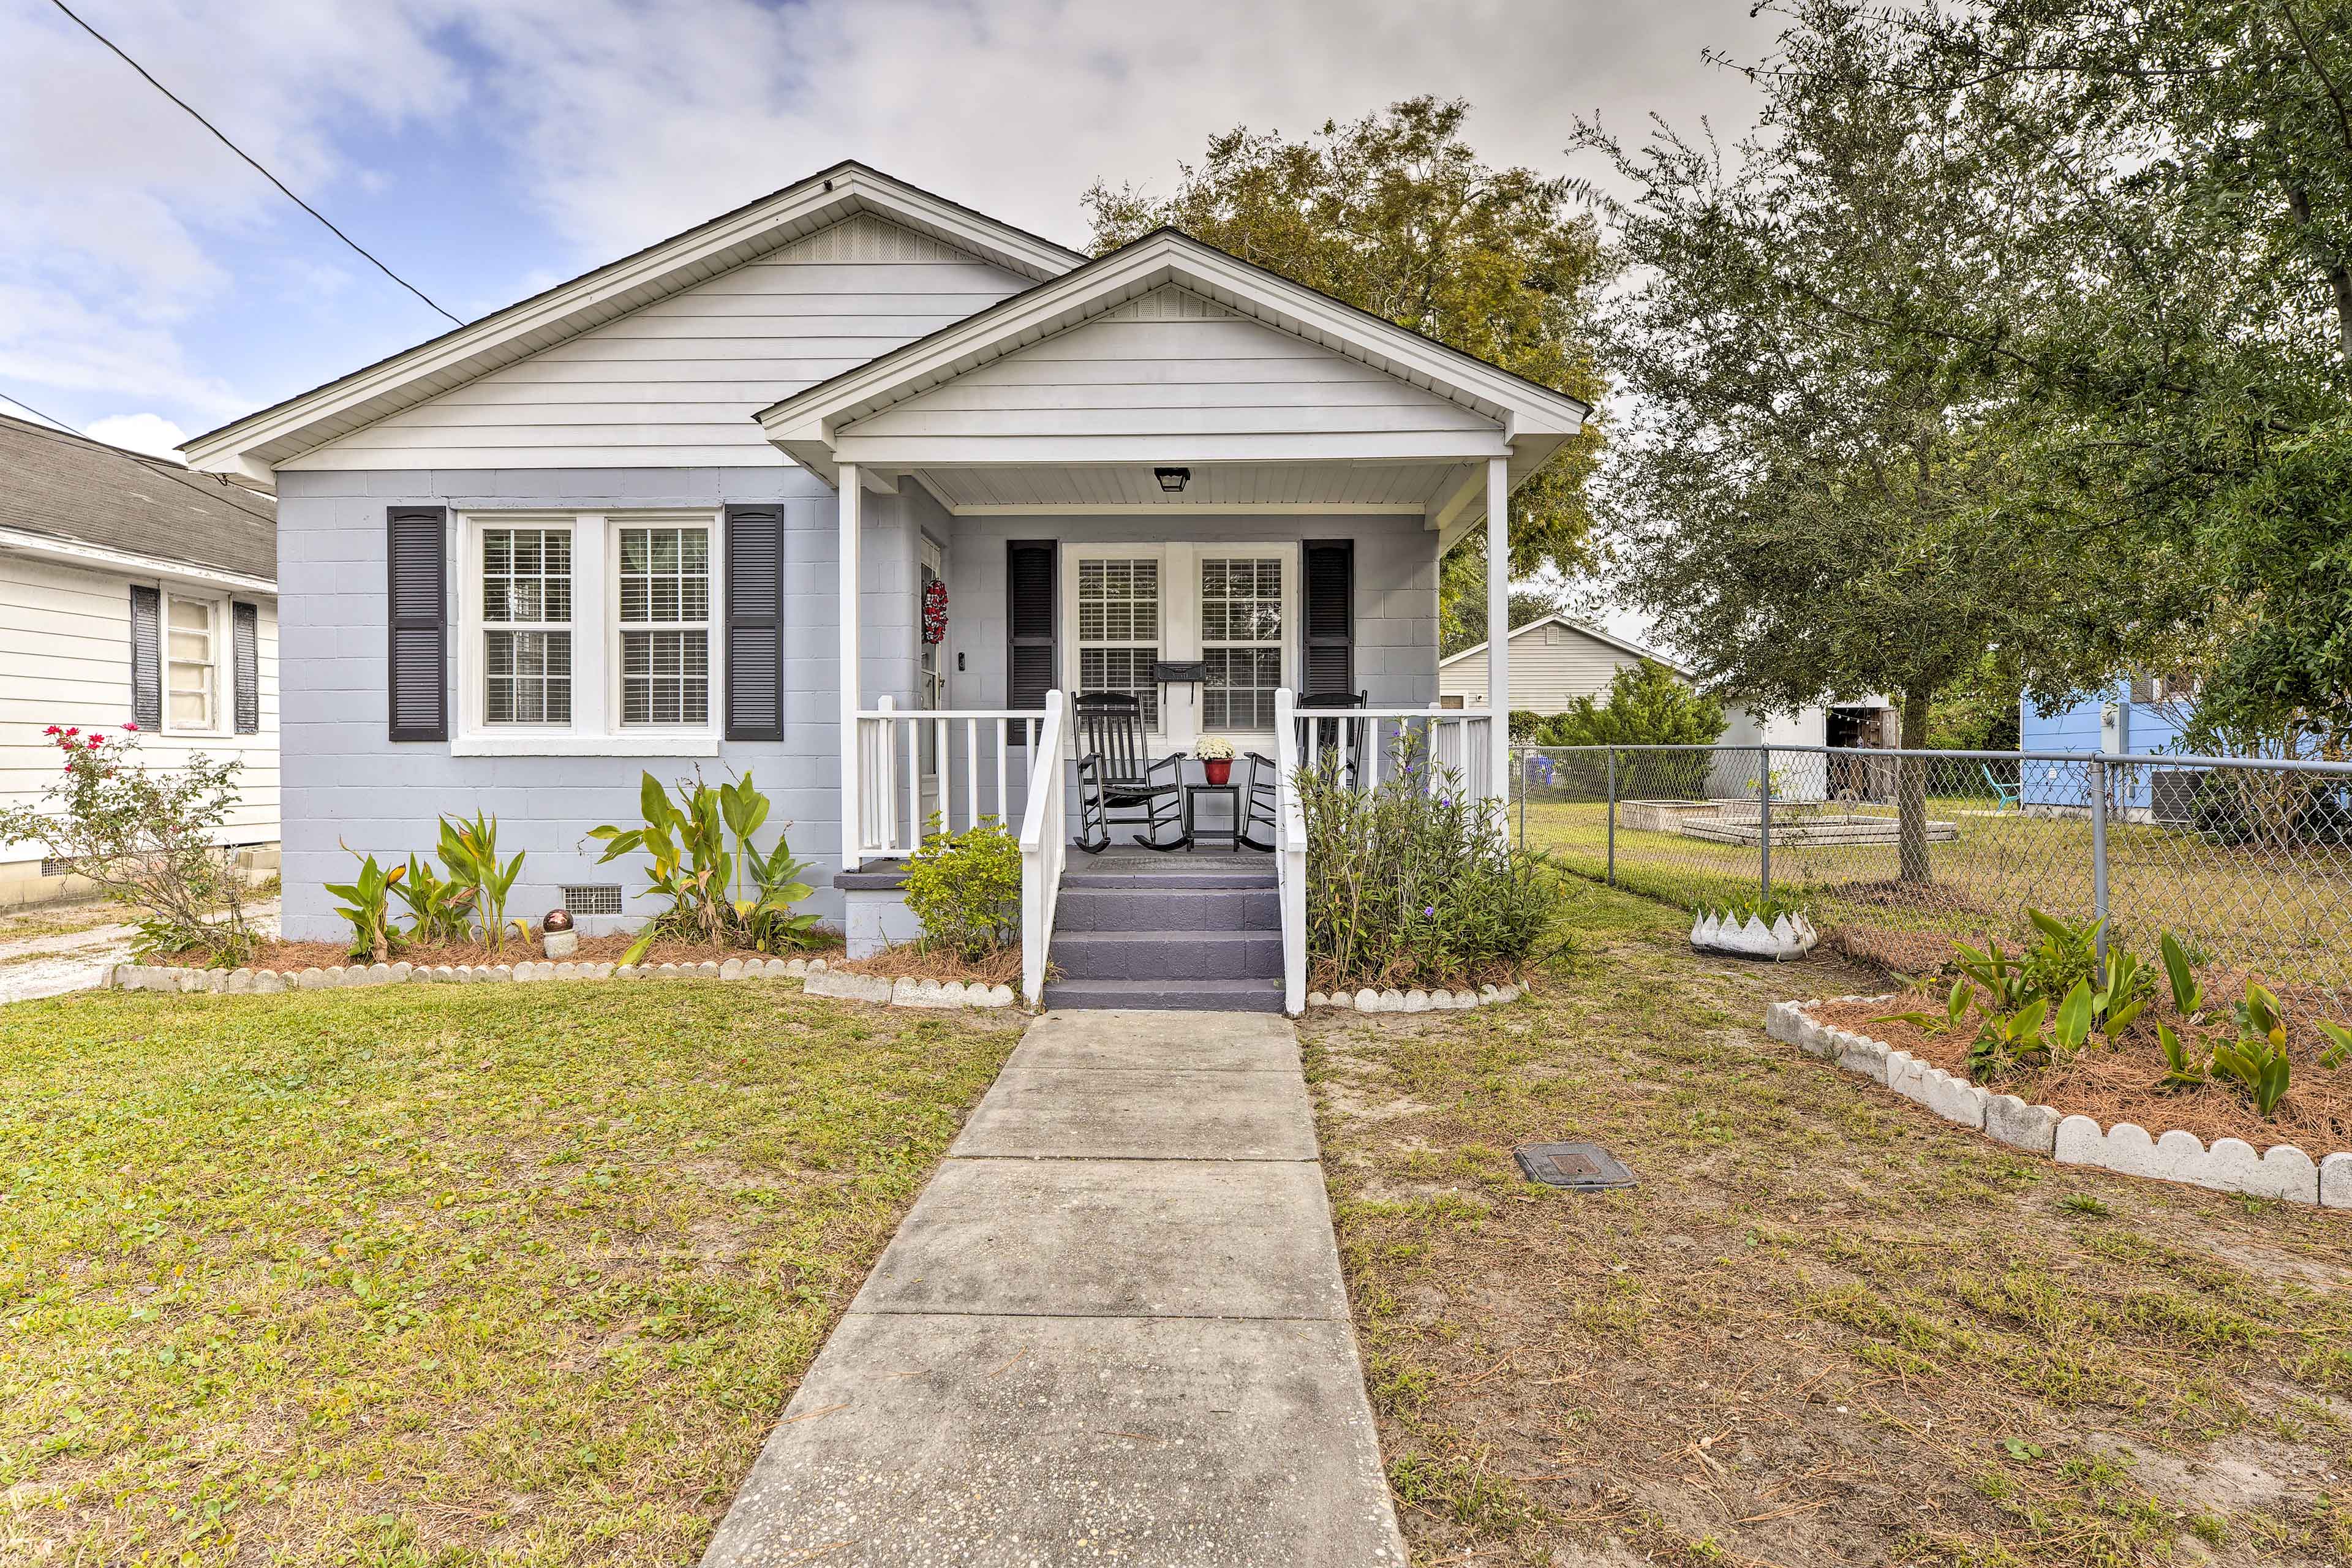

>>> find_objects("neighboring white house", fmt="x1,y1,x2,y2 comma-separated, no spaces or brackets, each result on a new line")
0,414,279,909
1441,613,1896,753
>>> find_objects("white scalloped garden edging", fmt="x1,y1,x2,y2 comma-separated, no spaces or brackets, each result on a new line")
105,956,1019,1010
1765,997,2350,1209
1306,982,1522,1013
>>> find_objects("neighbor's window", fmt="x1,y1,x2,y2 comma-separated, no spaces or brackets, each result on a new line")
1076,556,1160,729
617,525,710,725
1199,557,1283,729
165,593,219,731
481,527,572,724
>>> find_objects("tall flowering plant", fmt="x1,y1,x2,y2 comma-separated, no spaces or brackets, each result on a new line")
0,724,254,964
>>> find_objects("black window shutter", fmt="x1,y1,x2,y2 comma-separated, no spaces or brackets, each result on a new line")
232,601,260,734
1302,540,1354,698
129,585,161,730
725,505,785,741
386,507,448,742
1006,540,1057,717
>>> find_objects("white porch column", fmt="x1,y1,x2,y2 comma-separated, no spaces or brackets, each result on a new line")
1485,455,1510,810
838,462,863,872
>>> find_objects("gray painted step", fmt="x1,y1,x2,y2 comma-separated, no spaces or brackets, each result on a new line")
1055,929,1283,981
1063,863,1275,891
1042,977,1287,1013
1055,884,1279,933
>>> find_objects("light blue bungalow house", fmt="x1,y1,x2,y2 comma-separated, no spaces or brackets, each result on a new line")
181,162,1590,1012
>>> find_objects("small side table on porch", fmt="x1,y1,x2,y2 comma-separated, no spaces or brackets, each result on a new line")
1182,782,1243,853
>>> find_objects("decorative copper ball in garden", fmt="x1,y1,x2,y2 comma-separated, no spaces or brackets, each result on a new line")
543,908,575,933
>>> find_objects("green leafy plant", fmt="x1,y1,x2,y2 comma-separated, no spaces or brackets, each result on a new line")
718,774,819,954
0,724,255,965
1296,732,1555,990
1872,976,1972,1036
438,811,527,954
2093,949,2148,1036
902,816,1020,962
2209,981,2293,1117
2155,1022,2208,1090
589,771,820,964
392,853,476,946
325,845,406,963
1966,997,2050,1084
2051,980,2095,1057
2159,932,2205,1020
1953,940,2031,1014
1699,889,1810,927
2319,1021,2352,1072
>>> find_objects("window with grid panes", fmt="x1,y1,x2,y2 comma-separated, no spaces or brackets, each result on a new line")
617,525,711,725
481,527,572,723
1199,557,1283,729
164,594,219,731
1076,556,1160,729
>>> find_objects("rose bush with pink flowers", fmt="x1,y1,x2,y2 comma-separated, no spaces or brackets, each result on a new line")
0,724,255,963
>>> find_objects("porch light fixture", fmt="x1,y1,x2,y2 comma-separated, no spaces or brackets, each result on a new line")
1153,466,1191,494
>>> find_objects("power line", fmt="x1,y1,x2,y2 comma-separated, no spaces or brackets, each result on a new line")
48,0,464,327
0,388,87,436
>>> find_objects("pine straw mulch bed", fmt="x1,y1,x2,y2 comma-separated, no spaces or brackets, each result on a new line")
153,930,845,973
1809,976,2352,1152
832,942,1025,988
1311,959,1534,996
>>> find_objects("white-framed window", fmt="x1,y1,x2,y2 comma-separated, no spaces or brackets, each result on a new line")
480,524,574,725
1061,542,1296,746
164,590,225,733
1074,552,1162,731
1199,555,1284,731
615,524,712,726
454,510,722,756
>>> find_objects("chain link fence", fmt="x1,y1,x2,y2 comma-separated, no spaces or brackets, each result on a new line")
1513,744,2352,1008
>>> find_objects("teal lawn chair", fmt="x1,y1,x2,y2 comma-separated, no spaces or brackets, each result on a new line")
1981,763,2021,811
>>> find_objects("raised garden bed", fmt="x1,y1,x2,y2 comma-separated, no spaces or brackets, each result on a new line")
1682,812,1959,847
1768,996,2350,1207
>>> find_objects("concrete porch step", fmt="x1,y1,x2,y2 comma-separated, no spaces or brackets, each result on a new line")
1062,862,1275,891
1054,884,1280,933
1042,977,1286,1013
1054,929,1283,981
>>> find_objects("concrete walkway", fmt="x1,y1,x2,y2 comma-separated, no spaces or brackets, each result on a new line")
703,1009,1406,1568
0,900,280,1006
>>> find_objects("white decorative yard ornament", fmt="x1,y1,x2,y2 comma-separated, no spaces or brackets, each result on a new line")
1690,905,1819,960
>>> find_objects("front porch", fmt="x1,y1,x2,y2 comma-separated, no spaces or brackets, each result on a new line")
757,230,1591,1010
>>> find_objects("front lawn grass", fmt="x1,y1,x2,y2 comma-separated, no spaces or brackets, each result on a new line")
0,979,1020,1564
1308,879,2352,1566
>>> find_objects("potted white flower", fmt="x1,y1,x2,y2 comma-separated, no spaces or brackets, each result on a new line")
1194,736,1236,786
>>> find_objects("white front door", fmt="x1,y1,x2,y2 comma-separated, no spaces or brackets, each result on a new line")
1061,541,1297,756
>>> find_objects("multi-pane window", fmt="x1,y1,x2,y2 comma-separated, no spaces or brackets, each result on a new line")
1200,557,1283,729
1076,557,1161,729
481,527,572,724
617,526,710,725
165,594,217,731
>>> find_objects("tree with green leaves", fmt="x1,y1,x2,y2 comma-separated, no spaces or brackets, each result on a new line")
1087,97,1607,604
1570,1,2185,878
1899,0,2352,758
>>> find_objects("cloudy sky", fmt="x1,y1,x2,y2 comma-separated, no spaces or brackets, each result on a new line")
1,0,1775,464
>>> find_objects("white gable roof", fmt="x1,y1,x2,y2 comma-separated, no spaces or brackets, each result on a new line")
758,229,1590,491
1438,615,1691,676
182,162,1082,485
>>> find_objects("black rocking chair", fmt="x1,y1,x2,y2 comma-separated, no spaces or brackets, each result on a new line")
1238,751,1280,852
1073,692,1190,853
1297,689,1370,788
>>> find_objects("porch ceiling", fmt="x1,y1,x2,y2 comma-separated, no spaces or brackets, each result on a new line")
900,459,1468,515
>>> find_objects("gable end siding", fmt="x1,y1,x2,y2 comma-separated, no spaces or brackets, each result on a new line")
281,215,1031,472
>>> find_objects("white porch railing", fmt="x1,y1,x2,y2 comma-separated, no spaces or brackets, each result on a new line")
853,697,1044,860
1017,690,1069,1005
1274,698,1501,1016
1274,688,1308,1014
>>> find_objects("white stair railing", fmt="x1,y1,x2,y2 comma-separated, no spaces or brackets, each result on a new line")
853,698,1044,861
1292,704,1495,802
1275,687,1307,1015
1017,689,1068,1006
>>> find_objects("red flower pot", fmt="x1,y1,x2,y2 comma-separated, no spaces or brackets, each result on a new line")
1202,758,1232,786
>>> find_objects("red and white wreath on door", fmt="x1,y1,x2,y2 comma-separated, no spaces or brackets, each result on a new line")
922,578,950,644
